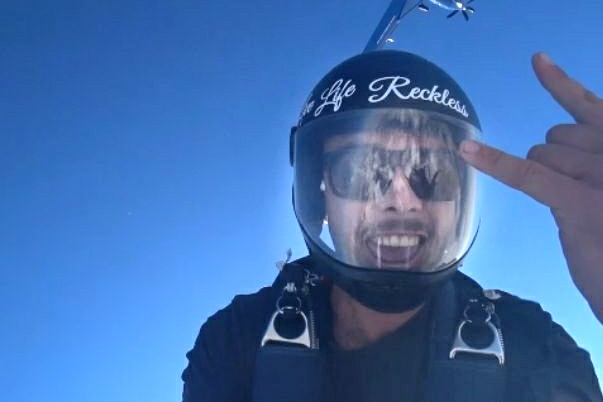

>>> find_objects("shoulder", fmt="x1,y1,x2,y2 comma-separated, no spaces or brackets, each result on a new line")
452,273,602,402
202,287,278,344
451,272,555,365
182,286,279,402
189,286,278,357
492,290,601,401
452,271,557,333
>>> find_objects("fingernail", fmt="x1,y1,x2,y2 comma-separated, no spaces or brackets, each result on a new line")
538,52,555,67
461,140,480,154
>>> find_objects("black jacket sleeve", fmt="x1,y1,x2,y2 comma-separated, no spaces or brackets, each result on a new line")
494,289,602,402
550,321,602,402
182,288,276,402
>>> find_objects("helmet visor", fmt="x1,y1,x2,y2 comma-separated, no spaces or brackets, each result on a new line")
293,108,480,273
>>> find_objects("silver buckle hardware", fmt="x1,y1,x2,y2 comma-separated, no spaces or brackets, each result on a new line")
449,299,505,365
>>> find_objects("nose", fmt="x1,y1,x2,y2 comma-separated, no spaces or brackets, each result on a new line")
379,167,423,212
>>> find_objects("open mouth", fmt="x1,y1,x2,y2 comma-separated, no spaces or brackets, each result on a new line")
367,234,427,268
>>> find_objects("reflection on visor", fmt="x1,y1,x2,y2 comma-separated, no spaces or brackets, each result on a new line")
324,146,461,201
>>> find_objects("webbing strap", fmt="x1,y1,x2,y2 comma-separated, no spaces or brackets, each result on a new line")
252,259,326,402
425,280,506,402
251,345,326,402
252,268,506,402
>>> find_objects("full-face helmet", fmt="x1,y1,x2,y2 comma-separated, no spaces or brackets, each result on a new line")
291,50,481,312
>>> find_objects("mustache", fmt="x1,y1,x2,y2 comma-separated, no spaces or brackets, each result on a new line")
361,217,433,236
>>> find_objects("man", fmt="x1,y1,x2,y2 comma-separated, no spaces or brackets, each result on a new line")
182,50,602,402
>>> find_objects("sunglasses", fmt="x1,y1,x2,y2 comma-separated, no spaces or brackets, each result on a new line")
323,145,461,201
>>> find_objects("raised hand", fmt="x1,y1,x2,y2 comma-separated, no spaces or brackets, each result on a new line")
460,52,603,324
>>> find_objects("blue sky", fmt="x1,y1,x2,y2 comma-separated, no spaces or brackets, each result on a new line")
1,1,602,401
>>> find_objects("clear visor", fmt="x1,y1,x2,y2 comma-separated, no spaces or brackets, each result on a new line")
294,108,480,273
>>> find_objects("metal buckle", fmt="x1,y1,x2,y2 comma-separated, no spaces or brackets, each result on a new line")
260,284,311,348
449,299,505,365
260,309,311,348
449,320,505,364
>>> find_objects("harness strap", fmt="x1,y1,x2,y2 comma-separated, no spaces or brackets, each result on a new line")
252,259,327,402
425,279,506,402
252,263,506,402
251,345,325,402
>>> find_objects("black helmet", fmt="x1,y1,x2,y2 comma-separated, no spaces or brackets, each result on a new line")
291,50,481,312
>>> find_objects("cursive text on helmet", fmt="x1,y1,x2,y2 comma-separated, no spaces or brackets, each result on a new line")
314,78,356,117
368,76,469,118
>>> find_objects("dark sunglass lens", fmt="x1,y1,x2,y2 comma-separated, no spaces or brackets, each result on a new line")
408,167,434,199
409,167,459,201
328,149,375,200
327,148,460,201
431,168,459,201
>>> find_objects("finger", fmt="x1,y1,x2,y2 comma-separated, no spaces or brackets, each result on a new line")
527,143,597,181
532,52,603,128
546,124,603,153
459,140,581,210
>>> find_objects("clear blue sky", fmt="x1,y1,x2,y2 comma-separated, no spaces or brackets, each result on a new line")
1,1,602,401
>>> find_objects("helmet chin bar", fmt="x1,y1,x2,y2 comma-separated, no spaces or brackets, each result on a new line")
300,223,464,313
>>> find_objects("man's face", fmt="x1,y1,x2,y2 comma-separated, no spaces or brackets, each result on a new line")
323,130,461,271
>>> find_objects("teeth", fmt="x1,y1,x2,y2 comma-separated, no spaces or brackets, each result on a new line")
378,235,420,247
